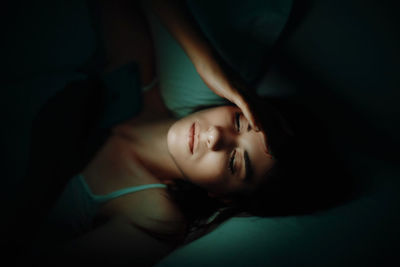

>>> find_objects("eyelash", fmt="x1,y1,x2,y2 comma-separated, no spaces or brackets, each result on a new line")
229,150,236,174
229,112,241,174
235,112,241,132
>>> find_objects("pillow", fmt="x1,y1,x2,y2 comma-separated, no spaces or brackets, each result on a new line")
157,170,400,267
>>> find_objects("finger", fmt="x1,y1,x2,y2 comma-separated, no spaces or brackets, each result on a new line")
260,131,269,154
243,107,258,131
230,88,262,131
237,98,260,132
240,101,268,153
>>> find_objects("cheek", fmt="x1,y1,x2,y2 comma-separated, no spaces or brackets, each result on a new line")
167,122,187,158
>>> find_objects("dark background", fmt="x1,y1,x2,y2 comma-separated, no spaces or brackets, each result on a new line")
1,0,399,266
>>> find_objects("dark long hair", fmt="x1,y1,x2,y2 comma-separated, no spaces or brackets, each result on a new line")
167,97,354,245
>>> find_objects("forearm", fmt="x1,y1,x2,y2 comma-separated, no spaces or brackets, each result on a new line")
149,0,233,95
149,0,262,132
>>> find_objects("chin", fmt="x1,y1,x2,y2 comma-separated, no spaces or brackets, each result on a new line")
167,124,190,179
167,122,186,162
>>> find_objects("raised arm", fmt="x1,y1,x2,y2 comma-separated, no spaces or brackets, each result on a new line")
148,0,263,132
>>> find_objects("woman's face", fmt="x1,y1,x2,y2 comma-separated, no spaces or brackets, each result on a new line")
167,106,276,197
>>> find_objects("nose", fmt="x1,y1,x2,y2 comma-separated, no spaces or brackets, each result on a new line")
206,126,223,150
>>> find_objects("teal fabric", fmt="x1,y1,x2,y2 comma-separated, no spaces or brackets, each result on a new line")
76,174,167,203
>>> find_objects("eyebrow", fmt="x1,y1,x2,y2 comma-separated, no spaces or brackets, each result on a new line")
244,150,254,181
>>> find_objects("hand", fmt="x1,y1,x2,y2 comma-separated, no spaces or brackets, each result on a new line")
225,82,261,132
198,62,269,153
197,59,262,131
149,0,268,151
221,82,270,154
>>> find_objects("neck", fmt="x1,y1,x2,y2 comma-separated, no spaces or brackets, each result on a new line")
122,118,183,182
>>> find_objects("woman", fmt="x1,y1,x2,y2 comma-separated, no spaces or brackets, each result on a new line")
7,0,344,266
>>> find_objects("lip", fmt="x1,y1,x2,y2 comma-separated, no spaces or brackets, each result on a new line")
188,123,195,154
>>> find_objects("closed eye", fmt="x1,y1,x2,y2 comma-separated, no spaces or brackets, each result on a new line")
229,149,236,174
235,112,241,132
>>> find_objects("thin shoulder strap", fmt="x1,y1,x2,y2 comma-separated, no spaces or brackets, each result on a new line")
77,174,167,203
